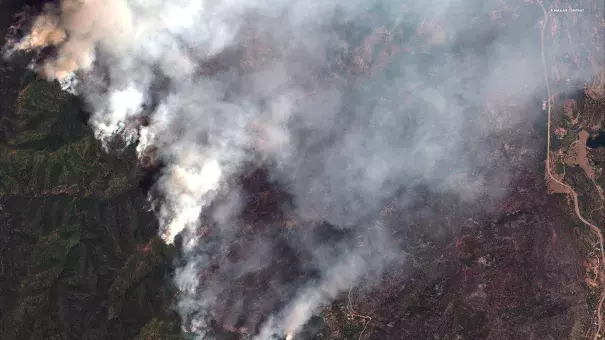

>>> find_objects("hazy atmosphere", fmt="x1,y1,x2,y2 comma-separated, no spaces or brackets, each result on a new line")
2,0,603,339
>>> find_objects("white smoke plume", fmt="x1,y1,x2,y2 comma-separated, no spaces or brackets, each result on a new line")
4,0,589,338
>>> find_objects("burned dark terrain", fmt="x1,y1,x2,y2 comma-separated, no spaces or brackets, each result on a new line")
1,0,604,339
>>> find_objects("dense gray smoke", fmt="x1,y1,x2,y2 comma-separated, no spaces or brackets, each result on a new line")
4,0,592,338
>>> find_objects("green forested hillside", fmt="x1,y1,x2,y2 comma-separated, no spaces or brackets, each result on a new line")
0,69,181,340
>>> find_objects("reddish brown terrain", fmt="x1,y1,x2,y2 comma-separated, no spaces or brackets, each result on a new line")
0,0,604,340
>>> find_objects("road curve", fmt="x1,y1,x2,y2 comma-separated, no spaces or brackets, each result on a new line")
537,2,605,338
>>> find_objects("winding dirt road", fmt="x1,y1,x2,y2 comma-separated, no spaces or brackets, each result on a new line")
537,1,605,338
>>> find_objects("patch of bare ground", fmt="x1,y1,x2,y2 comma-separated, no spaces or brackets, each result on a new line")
564,130,596,180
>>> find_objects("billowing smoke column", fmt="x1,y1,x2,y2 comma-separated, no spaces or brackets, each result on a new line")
4,0,563,338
